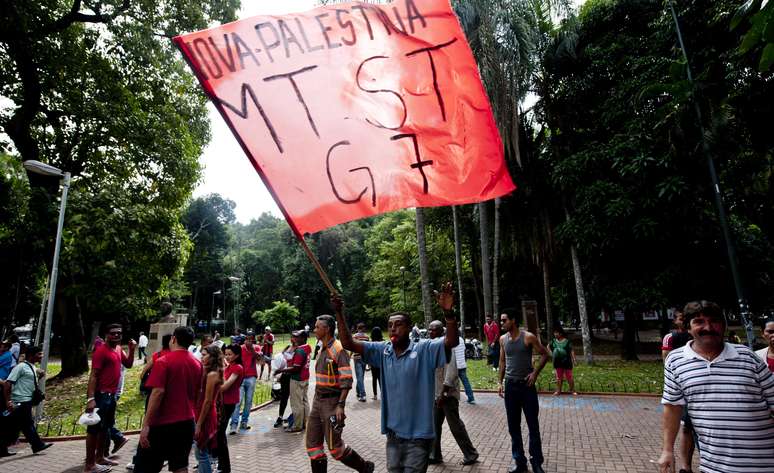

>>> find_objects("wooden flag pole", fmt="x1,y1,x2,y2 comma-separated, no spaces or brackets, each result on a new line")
297,236,339,296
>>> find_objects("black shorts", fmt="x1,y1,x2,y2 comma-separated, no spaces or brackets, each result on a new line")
135,420,195,472
86,392,117,434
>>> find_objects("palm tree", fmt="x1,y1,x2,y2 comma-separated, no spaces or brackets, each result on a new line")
452,205,467,330
415,208,433,326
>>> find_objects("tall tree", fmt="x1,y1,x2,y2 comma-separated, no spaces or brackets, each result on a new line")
0,1,240,376
415,208,433,326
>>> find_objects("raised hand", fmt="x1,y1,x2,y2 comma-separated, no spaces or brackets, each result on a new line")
434,282,455,312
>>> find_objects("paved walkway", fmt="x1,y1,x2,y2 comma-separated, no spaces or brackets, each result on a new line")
1,392,666,473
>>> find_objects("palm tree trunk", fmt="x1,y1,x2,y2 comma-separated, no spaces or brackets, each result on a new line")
452,205,466,331
492,197,501,318
415,207,433,327
542,256,553,339
566,208,593,364
478,202,492,319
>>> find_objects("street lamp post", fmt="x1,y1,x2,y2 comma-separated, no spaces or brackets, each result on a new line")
228,276,241,330
399,266,407,310
211,290,222,329
23,160,70,419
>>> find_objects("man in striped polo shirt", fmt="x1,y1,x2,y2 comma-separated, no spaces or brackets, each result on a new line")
658,300,774,473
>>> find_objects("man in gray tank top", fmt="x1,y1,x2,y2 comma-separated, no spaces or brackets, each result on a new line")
498,309,550,473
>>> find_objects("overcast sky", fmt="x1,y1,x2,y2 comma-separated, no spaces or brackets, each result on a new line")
193,0,584,223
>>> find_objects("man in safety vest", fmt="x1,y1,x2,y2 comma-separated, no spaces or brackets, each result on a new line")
306,314,374,473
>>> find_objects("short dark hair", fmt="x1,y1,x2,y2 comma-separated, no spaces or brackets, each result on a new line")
26,345,42,357
104,323,122,335
762,317,774,329
387,311,411,324
173,326,195,348
224,344,243,364
502,308,520,323
317,314,336,334
161,334,172,350
683,301,724,326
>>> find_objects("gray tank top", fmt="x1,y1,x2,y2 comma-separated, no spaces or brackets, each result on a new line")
503,332,533,381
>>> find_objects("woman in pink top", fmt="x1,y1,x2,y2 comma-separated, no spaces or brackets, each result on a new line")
194,345,223,473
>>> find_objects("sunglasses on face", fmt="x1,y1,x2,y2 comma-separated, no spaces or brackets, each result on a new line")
109,331,122,336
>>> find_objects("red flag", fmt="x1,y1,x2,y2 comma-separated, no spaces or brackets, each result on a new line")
174,0,515,236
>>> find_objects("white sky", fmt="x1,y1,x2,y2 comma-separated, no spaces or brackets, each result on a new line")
194,0,585,223
193,1,317,222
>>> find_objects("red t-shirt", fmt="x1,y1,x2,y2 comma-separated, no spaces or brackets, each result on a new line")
223,362,244,405
291,344,312,381
241,345,260,378
92,344,128,394
262,333,275,355
145,349,203,426
767,357,774,373
484,322,500,345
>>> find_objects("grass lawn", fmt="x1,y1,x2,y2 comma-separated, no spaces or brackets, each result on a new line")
38,354,273,438
465,358,664,394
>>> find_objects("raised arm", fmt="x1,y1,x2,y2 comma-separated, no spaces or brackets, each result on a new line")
332,294,364,355
435,282,459,353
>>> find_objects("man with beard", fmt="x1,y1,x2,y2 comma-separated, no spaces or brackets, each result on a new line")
658,301,774,473
335,283,459,472
84,324,136,473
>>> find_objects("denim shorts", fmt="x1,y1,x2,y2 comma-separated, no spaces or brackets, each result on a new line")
86,392,117,434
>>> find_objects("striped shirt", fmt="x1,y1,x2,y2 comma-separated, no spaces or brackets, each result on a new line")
662,342,774,473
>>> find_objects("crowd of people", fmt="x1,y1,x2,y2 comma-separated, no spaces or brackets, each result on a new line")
0,292,773,473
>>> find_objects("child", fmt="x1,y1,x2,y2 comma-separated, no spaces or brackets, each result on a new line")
549,326,577,395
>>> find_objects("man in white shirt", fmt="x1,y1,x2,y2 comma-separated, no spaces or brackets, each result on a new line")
188,334,213,361
454,336,475,404
659,301,774,473
137,332,149,361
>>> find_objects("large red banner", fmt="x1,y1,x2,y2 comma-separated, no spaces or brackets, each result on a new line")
174,0,515,236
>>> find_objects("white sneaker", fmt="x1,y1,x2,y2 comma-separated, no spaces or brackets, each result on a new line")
126,463,134,470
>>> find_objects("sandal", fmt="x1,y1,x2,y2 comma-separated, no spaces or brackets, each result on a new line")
86,465,112,473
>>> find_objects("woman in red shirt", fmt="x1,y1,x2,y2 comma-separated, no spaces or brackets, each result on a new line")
217,344,244,473
194,345,223,473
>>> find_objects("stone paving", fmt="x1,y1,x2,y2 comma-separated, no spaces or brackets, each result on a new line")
0,391,667,473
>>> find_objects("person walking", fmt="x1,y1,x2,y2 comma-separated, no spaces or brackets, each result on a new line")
1,345,52,458
335,282,459,473
273,341,296,428
306,314,374,473
498,309,550,473
660,308,695,473
454,335,475,404
230,332,259,432
483,315,499,370
548,326,577,396
276,330,311,433
7,334,20,369
83,324,136,473
427,321,479,466
369,327,383,400
260,326,275,380
138,332,149,361
218,345,243,471
658,301,774,473
135,326,202,473
756,317,774,373
352,323,370,402
194,345,223,473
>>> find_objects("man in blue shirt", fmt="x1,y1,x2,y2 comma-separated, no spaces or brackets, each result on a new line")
334,282,459,473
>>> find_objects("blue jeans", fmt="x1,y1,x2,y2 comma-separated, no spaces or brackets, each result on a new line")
354,359,367,399
386,434,432,473
230,376,257,426
195,445,216,473
504,379,543,468
457,368,475,402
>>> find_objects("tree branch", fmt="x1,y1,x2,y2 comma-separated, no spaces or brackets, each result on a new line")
33,0,132,37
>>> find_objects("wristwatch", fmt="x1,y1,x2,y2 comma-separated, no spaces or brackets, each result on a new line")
336,400,346,407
